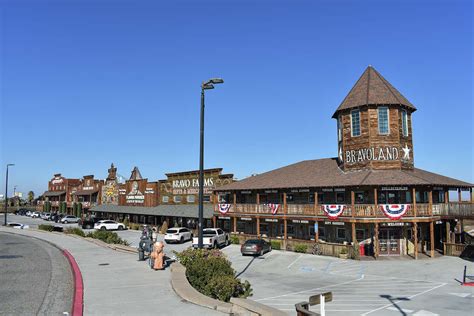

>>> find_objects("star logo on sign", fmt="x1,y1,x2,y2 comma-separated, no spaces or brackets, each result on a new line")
402,144,411,160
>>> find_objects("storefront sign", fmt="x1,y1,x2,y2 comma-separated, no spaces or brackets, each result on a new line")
265,219,278,222
435,221,443,224
292,220,309,224
218,216,230,220
241,191,252,194
240,217,252,221
264,190,278,193
83,186,94,191
126,195,144,203
145,188,155,194
381,187,408,191
344,146,401,164
324,221,345,225
322,188,333,192
172,177,214,189
119,189,127,195
381,222,412,227
52,177,64,184
334,188,345,192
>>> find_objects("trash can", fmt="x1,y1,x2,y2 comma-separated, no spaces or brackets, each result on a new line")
138,249,145,261
359,243,365,256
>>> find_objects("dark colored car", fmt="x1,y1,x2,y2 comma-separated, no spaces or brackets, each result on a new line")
241,239,272,256
15,209,29,216
80,217,105,229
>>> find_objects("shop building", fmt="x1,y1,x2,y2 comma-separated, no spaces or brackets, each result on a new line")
40,174,82,212
214,66,473,259
91,166,234,228
72,175,104,211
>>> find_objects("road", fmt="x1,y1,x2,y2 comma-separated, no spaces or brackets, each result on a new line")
0,232,73,315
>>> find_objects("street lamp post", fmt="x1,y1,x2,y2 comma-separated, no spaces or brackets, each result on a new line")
198,78,224,249
4,164,15,226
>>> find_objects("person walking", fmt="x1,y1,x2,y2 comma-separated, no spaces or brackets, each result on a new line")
150,241,164,270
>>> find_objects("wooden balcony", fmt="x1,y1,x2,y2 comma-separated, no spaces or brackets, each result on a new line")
215,202,474,219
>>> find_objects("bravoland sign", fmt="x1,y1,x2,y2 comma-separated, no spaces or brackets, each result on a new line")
342,144,411,164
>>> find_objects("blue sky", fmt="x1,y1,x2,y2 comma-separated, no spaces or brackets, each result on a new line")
0,0,472,197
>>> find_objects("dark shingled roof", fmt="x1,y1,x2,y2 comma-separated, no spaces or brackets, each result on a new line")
215,158,472,191
333,66,416,118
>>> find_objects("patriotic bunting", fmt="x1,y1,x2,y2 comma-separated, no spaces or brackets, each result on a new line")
379,204,410,220
218,204,232,214
321,204,346,220
267,203,280,215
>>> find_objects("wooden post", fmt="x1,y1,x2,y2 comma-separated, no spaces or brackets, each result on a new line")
420,224,424,254
314,192,318,215
283,192,287,215
374,188,378,217
315,221,319,242
233,217,237,233
446,221,451,243
256,192,260,205
351,222,356,244
256,217,260,236
284,219,287,240
351,190,355,218
374,222,379,259
430,221,435,258
233,192,237,211
445,191,449,204
212,216,217,228
428,190,433,216
413,222,418,260
413,188,417,217
458,189,462,203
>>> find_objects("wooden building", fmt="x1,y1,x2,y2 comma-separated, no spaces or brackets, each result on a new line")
213,66,473,259
72,175,104,211
40,174,81,212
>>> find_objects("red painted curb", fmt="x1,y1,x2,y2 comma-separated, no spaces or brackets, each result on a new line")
462,282,474,287
62,250,84,316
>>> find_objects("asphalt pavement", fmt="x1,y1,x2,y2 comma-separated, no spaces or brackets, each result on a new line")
0,232,73,315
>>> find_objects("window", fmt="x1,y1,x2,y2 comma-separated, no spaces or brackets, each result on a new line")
401,110,408,137
351,110,361,137
336,192,345,203
355,192,365,204
318,227,325,238
173,196,182,203
337,228,346,240
187,195,195,203
378,107,389,135
162,196,169,203
203,195,211,203
356,229,365,240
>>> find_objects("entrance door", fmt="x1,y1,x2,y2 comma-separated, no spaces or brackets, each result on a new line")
379,228,401,256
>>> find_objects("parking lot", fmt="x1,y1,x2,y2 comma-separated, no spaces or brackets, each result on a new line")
6,213,474,315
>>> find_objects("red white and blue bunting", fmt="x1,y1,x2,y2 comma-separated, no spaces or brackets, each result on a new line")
266,203,280,215
218,204,232,214
321,204,345,220
379,204,410,220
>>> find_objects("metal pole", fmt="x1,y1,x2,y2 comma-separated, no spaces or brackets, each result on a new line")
4,166,9,225
198,88,205,249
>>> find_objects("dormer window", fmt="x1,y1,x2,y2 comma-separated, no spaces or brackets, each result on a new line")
378,106,389,135
401,110,408,137
351,110,360,137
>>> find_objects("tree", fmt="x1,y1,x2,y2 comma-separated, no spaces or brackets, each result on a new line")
28,191,35,205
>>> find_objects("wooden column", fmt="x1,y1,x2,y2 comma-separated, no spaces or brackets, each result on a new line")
256,193,260,205
374,188,378,217
412,188,417,217
315,221,319,242
351,222,356,244
351,190,355,218
256,217,260,236
446,221,451,243
444,191,449,204
233,217,237,233
430,221,435,258
233,192,237,207
212,216,217,228
283,192,287,214
314,192,318,215
374,222,379,259
284,219,287,240
458,189,462,203
420,224,424,254
428,190,433,216
413,222,418,260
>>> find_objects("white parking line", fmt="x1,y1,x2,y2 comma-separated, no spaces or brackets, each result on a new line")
287,254,303,269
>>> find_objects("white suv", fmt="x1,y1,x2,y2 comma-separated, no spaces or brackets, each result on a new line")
94,220,125,231
164,227,193,244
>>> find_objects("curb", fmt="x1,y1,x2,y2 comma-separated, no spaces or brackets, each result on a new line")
62,249,84,316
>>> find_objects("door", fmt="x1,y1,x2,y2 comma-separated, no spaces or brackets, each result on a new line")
379,228,401,256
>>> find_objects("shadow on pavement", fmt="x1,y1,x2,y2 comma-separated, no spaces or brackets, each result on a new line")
380,294,410,315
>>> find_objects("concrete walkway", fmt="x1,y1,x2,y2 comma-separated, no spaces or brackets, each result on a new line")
0,227,223,316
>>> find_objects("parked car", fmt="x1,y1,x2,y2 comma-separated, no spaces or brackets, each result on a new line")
94,220,125,231
192,228,229,249
30,211,40,218
26,211,32,216
7,222,30,229
164,227,193,244
241,239,272,256
15,209,29,216
40,213,51,220
60,215,80,224
80,217,105,229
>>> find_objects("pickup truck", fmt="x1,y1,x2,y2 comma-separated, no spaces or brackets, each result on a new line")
192,228,229,249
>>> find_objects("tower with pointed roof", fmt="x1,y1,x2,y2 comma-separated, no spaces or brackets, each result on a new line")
334,66,415,171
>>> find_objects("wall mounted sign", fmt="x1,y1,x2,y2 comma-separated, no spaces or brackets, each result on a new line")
264,190,278,193
241,191,252,194
52,177,64,184
324,221,345,226
119,189,127,195
172,177,214,189
145,188,155,194
292,220,309,224
126,181,144,203
322,188,333,192
83,186,94,191
265,218,278,222
344,146,401,164
381,187,408,191
218,216,230,220
381,222,411,227
240,217,252,221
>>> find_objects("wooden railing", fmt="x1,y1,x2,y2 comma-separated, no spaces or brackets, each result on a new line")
444,243,467,256
217,203,473,219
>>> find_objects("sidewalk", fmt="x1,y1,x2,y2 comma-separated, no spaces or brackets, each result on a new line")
0,227,223,316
